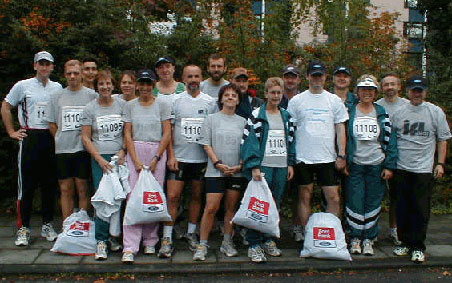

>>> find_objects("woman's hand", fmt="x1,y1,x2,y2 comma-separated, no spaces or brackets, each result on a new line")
381,169,393,180
117,149,126,165
252,168,262,181
287,166,294,181
133,159,144,172
97,157,113,173
149,157,158,173
167,157,179,172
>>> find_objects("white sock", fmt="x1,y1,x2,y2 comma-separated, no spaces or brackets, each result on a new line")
163,225,173,240
223,234,232,242
187,222,197,234
390,227,397,233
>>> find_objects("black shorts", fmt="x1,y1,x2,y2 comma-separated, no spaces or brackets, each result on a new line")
168,162,207,181
205,177,248,194
295,161,339,187
56,151,91,180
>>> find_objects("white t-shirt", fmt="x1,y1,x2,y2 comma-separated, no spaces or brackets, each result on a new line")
288,89,349,164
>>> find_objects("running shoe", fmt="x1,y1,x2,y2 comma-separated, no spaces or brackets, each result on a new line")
362,239,374,256
248,245,267,263
220,239,238,257
108,237,123,252
393,246,410,256
390,228,402,246
121,251,134,263
193,244,208,261
350,238,362,254
262,240,282,257
293,225,304,242
41,223,58,242
185,233,199,252
95,241,108,260
15,227,30,246
144,245,156,255
411,250,425,262
158,237,174,258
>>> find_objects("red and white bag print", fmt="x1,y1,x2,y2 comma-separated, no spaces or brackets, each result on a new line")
300,212,352,261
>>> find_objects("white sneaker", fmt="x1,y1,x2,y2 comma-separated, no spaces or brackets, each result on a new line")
185,233,198,252
121,251,134,263
350,238,361,254
193,244,208,261
240,228,249,245
95,241,108,260
262,240,281,257
393,246,410,256
293,225,304,242
41,223,58,242
144,245,156,255
108,237,122,252
158,237,174,258
362,239,374,256
411,250,425,262
220,239,238,257
390,228,402,246
248,245,267,263
15,227,30,246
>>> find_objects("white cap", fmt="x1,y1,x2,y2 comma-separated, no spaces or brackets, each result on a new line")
356,77,378,89
34,51,54,63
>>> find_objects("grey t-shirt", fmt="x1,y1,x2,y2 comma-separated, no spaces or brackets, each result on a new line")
81,97,126,154
352,108,385,165
122,97,171,142
392,102,451,173
198,111,246,177
46,86,97,154
376,97,409,118
171,91,218,163
261,111,287,168
200,79,229,99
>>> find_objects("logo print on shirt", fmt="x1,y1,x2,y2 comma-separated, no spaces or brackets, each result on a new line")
403,120,430,137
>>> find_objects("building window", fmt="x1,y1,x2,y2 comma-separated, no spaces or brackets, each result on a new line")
404,22,425,39
405,0,418,9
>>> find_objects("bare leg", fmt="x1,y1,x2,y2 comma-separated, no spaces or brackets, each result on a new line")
299,184,314,226
75,178,89,211
224,189,241,236
199,193,223,241
165,180,185,226
322,186,341,217
189,180,204,225
59,178,75,221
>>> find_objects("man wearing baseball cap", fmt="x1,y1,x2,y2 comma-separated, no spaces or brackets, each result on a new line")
279,64,301,109
332,66,358,111
391,75,451,262
1,51,62,246
233,67,263,119
288,60,348,243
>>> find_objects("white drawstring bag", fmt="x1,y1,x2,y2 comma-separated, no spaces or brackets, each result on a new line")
232,177,280,238
123,168,172,225
299,212,352,261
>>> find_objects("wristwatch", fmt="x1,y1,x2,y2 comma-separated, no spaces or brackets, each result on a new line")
153,155,161,161
337,154,346,160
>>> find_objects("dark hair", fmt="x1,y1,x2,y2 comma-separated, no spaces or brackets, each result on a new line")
208,54,226,66
381,72,401,85
83,57,98,65
218,83,241,109
94,70,115,92
120,70,137,83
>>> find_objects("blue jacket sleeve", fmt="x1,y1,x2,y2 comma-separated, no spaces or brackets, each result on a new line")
383,125,398,170
241,118,262,178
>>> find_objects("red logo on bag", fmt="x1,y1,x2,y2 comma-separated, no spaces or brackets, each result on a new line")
248,197,269,215
143,192,163,205
69,221,90,231
313,227,335,240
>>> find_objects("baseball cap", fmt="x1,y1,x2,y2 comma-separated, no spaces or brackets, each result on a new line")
231,67,249,80
356,77,378,89
333,66,352,76
406,75,428,90
307,60,326,75
282,64,300,76
155,56,175,68
137,69,157,82
34,51,54,63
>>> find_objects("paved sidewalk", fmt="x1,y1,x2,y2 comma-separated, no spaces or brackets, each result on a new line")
1,213,452,274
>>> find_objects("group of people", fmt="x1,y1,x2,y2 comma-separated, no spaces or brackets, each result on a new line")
2,51,450,264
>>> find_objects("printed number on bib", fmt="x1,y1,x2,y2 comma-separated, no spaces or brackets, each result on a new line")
34,102,48,126
61,106,84,131
245,197,269,223
354,117,379,141
265,130,286,157
313,227,337,248
96,115,123,141
142,191,164,213
66,221,90,237
181,118,204,142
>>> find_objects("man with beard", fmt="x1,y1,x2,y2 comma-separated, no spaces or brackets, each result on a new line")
82,57,98,90
376,73,409,245
200,54,229,99
332,66,358,111
159,65,218,258
233,67,263,119
279,64,301,109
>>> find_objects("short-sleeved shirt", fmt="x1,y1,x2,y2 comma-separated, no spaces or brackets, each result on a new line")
5,78,62,129
376,97,409,119
288,89,349,164
122,97,171,142
352,108,385,165
261,111,287,168
392,102,451,173
46,87,97,154
81,97,126,154
198,111,246,177
171,91,218,163
153,82,185,96
200,79,229,99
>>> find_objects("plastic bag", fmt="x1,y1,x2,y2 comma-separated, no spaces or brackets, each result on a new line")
50,210,96,255
91,170,125,220
299,212,352,261
118,162,131,194
123,168,172,225
232,177,280,238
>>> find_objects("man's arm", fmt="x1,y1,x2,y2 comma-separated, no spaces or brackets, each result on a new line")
335,122,346,170
1,101,27,141
434,140,448,178
49,122,58,137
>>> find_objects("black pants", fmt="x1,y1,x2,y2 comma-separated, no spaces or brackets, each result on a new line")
17,129,57,228
394,170,433,251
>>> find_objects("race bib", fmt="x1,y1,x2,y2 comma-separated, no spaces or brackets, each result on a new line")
181,118,204,143
142,191,165,213
265,130,286,157
313,227,337,248
66,221,90,237
354,116,379,141
245,197,269,223
96,114,123,141
33,102,48,126
61,106,84,132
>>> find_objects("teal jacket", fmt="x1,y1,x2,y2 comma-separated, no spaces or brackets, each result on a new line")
347,103,397,170
240,103,296,180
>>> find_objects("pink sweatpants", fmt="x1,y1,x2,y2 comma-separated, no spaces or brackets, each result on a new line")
123,141,167,254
